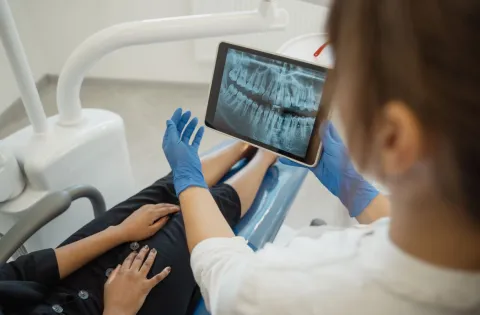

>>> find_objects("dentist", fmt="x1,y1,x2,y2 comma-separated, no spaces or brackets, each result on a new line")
162,0,480,314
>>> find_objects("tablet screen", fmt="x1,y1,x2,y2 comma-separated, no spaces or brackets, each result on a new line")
206,42,328,165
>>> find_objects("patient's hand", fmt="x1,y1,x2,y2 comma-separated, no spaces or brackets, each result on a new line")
103,247,171,315
115,203,180,242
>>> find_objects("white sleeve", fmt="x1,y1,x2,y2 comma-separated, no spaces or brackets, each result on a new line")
190,227,381,315
191,236,317,315
190,237,255,313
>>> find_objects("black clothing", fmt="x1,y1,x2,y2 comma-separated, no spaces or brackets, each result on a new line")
0,173,241,315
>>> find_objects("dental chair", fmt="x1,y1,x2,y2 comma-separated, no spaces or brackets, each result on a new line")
0,141,307,313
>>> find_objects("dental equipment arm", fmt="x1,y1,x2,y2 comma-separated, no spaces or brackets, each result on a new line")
298,0,332,7
0,0,48,134
56,1,288,126
0,185,106,263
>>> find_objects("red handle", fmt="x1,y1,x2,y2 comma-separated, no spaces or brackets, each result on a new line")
314,41,329,58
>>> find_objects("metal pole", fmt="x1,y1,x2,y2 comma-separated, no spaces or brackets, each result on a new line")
0,0,48,134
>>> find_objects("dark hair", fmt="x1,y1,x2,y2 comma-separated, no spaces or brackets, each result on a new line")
327,0,480,220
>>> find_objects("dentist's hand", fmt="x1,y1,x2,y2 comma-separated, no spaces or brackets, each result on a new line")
280,121,378,217
162,108,207,196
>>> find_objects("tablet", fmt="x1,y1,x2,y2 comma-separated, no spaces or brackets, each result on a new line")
205,42,329,166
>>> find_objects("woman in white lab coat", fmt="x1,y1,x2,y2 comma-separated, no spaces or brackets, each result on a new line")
162,0,480,314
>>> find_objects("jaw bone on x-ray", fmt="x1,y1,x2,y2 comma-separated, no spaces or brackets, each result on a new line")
214,48,326,157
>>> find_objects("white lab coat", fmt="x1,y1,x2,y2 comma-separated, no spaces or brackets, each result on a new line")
191,218,480,314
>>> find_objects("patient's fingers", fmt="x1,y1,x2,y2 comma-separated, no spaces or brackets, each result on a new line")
150,216,169,232
140,248,157,276
177,111,192,134
154,203,178,208
106,265,120,285
192,126,204,150
181,117,198,143
122,251,137,271
152,204,179,218
148,266,171,288
131,245,149,271
170,108,183,124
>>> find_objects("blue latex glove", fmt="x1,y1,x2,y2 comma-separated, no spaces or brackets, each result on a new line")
162,108,207,196
280,121,378,217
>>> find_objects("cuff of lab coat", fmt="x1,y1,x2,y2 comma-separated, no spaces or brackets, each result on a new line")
192,237,252,259
191,237,254,311
191,236,253,276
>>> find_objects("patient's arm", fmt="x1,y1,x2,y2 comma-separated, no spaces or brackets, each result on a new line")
55,203,178,279
55,226,125,279
179,187,235,252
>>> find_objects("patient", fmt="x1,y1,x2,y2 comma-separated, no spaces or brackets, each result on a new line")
0,132,276,315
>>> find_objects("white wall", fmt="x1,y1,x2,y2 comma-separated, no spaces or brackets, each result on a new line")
30,0,214,84
0,0,49,115
36,0,327,82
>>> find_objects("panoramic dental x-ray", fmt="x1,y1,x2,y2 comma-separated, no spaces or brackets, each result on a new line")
215,48,326,157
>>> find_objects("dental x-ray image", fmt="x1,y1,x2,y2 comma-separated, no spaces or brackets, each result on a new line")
213,48,326,157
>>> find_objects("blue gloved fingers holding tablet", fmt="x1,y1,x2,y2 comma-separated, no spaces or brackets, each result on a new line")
280,121,378,217
163,108,207,196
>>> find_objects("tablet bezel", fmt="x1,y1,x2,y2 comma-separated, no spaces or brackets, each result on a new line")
205,41,330,167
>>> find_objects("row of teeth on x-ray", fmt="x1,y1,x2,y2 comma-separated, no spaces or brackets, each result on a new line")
220,88,315,153
227,67,318,112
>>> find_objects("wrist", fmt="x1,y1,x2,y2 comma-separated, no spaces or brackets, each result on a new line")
173,171,207,196
106,225,129,244
174,180,208,197
344,180,379,217
355,193,390,224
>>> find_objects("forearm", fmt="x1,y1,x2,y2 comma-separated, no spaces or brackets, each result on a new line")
355,193,390,224
55,226,126,279
179,187,235,252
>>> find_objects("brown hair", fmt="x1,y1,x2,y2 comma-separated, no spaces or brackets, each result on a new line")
326,0,480,220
